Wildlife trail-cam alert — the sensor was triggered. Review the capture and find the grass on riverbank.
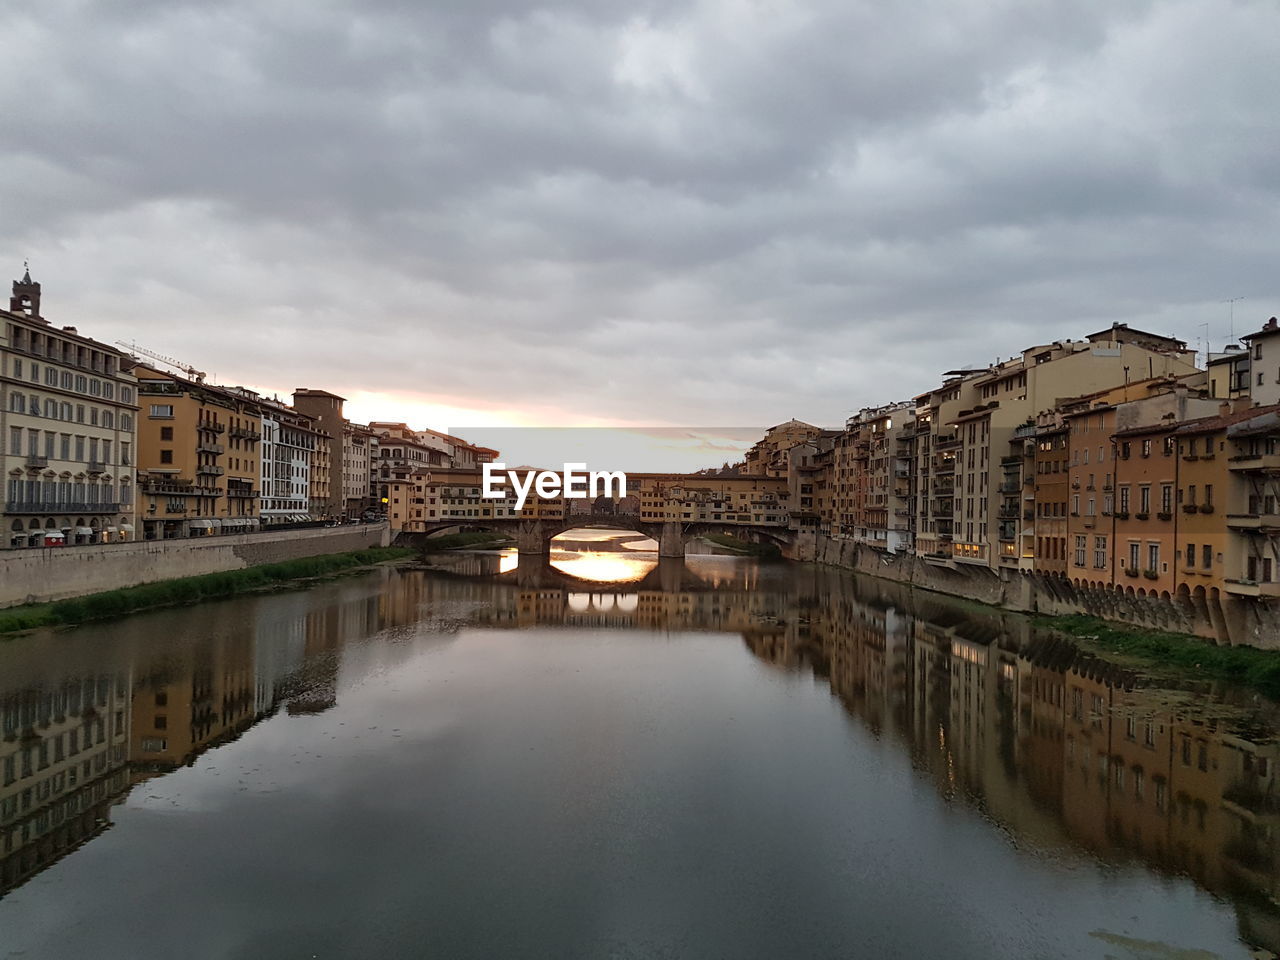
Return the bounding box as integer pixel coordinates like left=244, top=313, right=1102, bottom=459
left=0, top=546, right=416, bottom=636
left=1037, top=614, right=1280, bottom=699
left=420, top=531, right=513, bottom=552
left=700, top=533, right=782, bottom=559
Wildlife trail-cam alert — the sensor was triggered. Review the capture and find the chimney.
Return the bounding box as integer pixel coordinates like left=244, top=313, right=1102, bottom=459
left=1219, top=401, right=1233, bottom=416
left=1233, top=397, right=1255, bottom=413
left=1266, top=317, right=1279, bottom=332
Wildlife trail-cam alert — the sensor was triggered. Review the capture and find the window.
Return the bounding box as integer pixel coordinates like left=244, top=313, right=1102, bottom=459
left=160, top=450, right=173, bottom=464
left=1139, top=486, right=1150, bottom=513
left=1119, top=486, right=1130, bottom=513
left=1161, top=485, right=1173, bottom=514
left=1202, top=544, right=1212, bottom=568
left=1142, top=439, right=1151, bottom=457
left=160, top=426, right=173, bottom=441
left=149, top=404, right=174, bottom=418
left=1185, top=543, right=1195, bottom=567
left=1148, top=543, right=1160, bottom=571
left=1204, top=484, right=1213, bottom=507
left=1094, top=536, right=1107, bottom=569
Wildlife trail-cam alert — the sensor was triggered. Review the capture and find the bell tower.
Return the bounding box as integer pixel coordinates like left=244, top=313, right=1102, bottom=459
left=10, top=263, right=41, bottom=319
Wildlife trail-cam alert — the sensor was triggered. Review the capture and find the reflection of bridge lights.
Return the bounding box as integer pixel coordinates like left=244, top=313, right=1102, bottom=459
left=567, top=593, right=592, bottom=612
left=497, top=548, right=518, bottom=573
left=549, top=550, right=659, bottom=583
left=614, top=594, right=639, bottom=613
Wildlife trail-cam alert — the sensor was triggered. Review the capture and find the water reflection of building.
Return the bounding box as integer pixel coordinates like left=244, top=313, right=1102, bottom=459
left=131, top=632, right=258, bottom=774
left=1, top=672, right=132, bottom=894
left=0, top=576, right=417, bottom=900
left=742, top=569, right=1280, bottom=953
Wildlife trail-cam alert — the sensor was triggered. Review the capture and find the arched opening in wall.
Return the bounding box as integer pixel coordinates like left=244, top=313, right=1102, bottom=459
left=1176, top=583, right=1191, bottom=597
left=1126, top=586, right=1135, bottom=598
left=1160, top=591, right=1171, bottom=601
left=1137, top=587, right=1147, bottom=599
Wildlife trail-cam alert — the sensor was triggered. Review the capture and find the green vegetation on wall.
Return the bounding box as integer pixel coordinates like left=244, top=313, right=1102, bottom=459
left=0, top=546, right=415, bottom=636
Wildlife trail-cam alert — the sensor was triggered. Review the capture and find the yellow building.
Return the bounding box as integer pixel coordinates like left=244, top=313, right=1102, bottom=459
left=130, top=364, right=263, bottom=539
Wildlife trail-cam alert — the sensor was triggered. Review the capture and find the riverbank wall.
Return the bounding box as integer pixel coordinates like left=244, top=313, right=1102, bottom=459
left=0, top=523, right=391, bottom=608
left=790, top=532, right=1280, bottom=649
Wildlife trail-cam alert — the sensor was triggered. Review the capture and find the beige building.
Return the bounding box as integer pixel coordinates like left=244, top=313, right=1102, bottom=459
left=2, top=270, right=139, bottom=547
left=947, top=325, right=1199, bottom=570
left=1241, top=318, right=1280, bottom=408
left=292, top=389, right=345, bottom=519
left=910, top=370, right=986, bottom=560
left=342, top=421, right=374, bottom=517
left=833, top=403, right=914, bottom=553
left=744, top=420, right=823, bottom=477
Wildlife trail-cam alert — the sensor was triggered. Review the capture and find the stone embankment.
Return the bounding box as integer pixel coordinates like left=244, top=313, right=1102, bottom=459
left=0, top=523, right=391, bottom=608
left=790, top=533, right=1280, bottom=649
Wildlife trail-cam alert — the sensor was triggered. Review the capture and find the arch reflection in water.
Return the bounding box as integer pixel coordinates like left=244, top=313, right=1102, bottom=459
left=548, top=527, right=659, bottom=584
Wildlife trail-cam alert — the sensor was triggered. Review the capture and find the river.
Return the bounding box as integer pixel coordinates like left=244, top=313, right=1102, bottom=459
left=1, top=534, right=1278, bottom=959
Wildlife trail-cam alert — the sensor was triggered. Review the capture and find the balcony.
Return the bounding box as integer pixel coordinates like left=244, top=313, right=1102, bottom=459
left=226, top=486, right=259, bottom=499
left=141, top=479, right=218, bottom=496
left=196, top=464, right=225, bottom=477
left=24, top=455, right=48, bottom=469
left=1000, top=455, right=1022, bottom=466
left=197, top=442, right=225, bottom=455
left=5, top=500, right=121, bottom=514
left=998, top=482, right=1020, bottom=494
left=1230, top=453, right=1280, bottom=472
left=1228, top=514, right=1280, bottom=531
left=1225, top=579, right=1280, bottom=598
left=87, top=460, right=107, bottom=474
left=197, top=421, right=227, bottom=435
left=229, top=427, right=262, bottom=441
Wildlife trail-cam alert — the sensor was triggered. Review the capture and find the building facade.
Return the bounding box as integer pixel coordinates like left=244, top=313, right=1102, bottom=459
left=130, top=365, right=263, bottom=539
left=2, top=271, right=139, bottom=547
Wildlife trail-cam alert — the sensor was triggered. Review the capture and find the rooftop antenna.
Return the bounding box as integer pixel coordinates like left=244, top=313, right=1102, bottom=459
left=1224, top=296, right=1245, bottom=342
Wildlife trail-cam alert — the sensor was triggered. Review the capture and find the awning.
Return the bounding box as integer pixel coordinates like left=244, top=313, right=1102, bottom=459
left=75, top=526, right=93, bottom=536
left=119, top=523, right=135, bottom=532
left=189, top=520, right=213, bottom=529
left=106, top=526, right=117, bottom=533
left=41, top=531, right=65, bottom=540
left=210, top=520, right=223, bottom=530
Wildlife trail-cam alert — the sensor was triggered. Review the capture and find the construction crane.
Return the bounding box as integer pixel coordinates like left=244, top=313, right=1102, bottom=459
left=114, top=340, right=206, bottom=383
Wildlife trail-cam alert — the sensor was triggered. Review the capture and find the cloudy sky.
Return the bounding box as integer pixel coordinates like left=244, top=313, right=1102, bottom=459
left=3, top=0, right=1278, bottom=436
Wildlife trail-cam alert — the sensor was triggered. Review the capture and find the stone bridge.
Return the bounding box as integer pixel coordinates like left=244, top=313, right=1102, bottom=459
left=397, top=509, right=794, bottom=558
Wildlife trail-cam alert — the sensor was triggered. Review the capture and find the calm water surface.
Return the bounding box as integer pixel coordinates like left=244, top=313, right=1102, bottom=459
left=2, top=535, right=1279, bottom=959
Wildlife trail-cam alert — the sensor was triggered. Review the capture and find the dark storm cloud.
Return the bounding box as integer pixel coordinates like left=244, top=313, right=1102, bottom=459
left=1, top=0, right=1277, bottom=427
